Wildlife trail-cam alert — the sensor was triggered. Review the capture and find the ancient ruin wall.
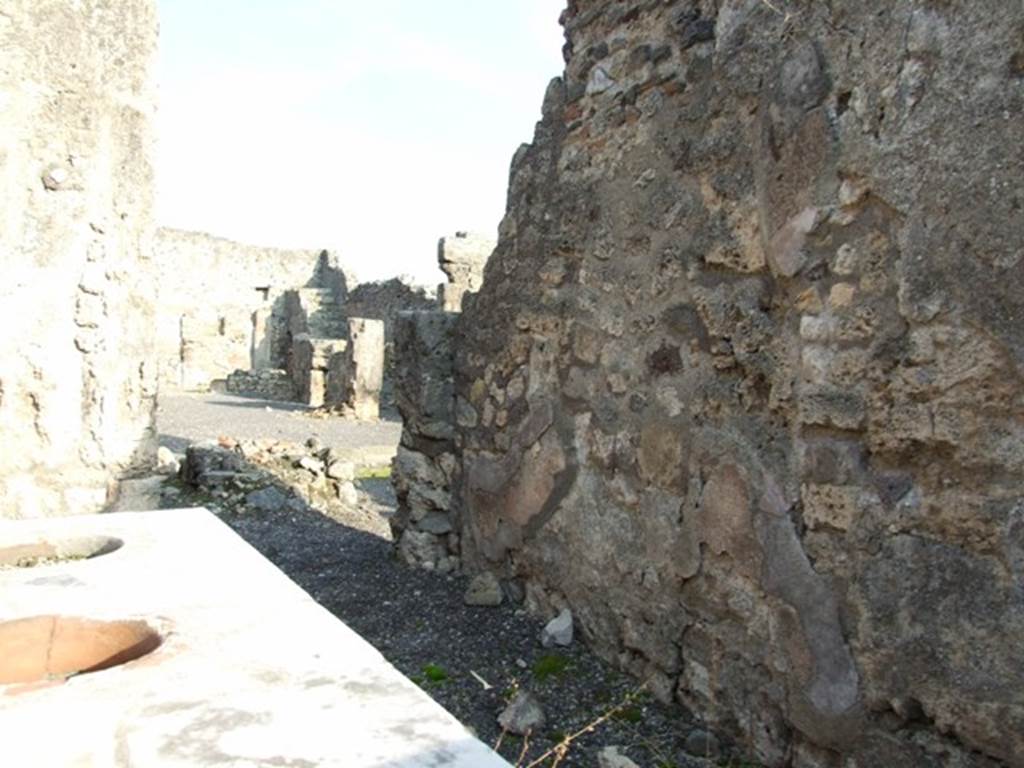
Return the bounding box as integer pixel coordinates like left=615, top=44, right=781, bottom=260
left=0, top=0, right=160, bottom=519
left=153, top=228, right=328, bottom=391
left=454, top=2, right=1024, bottom=766
left=343, top=278, right=437, bottom=337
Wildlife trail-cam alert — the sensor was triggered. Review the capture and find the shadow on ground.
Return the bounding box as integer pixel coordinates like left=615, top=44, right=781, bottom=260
left=203, top=397, right=311, bottom=413
left=154, top=437, right=718, bottom=768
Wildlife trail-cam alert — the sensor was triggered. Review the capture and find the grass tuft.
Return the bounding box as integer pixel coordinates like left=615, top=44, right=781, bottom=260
left=532, top=653, right=571, bottom=682
left=422, top=663, right=449, bottom=683
left=612, top=705, right=644, bottom=724
left=355, top=465, right=392, bottom=480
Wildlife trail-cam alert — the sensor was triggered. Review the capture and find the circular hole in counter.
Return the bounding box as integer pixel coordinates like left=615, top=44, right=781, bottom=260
left=0, top=536, right=123, bottom=569
left=0, top=616, right=162, bottom=685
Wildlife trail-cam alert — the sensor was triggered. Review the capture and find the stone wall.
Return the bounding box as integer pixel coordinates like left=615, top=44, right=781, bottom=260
left=225, top=369, right=297, bottom=402
left=324, top=319, right=386, bottom=420
left=344, top=278, right=437, bottom=337
left=448, top=2, right=1024, bottom=766
left=0, top=0, right=160, bottom=518
left=153, top=228, right=331, bottom=391
left=391, top=312, right=461, bottom=573
left=334, top=278, right=435, bottom=407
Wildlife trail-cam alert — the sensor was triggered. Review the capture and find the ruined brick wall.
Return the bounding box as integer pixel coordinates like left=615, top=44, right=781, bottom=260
left=453, top=2, right=1024, bottom=765
left=0, top=0, right=160, bottom=518
left=153, top=228, right=328, bottom=391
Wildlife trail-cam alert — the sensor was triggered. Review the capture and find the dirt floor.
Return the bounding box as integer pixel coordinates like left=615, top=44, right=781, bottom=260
left=155, top=392, right=733, bottom=768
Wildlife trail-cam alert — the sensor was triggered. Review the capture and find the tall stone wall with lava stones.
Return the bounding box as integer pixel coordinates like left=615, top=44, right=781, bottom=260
left=0, top=0, right=160, bottom=518
left=451, top=2, right=1024, bottom=766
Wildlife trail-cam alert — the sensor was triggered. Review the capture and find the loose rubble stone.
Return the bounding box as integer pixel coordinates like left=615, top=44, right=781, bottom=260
left=181, top=443, right=247, bottom=486
left=326, top=460, right=356, bottom=482
left=464, top=573, right=503, bottom=607
left=497, top=691, right=545, bottom=736
left=597, top=746, right=641, bottom=768
left=417, top=513, right=454, bottom=536
left=540, top=608, right=574, bottom=648
left=198, top=470, right=251, bottom=487
left=156, top=447, right=181, bottom=476
left=295, top=456, right=325, bottom=475
left=683, top=728, right=721, bottom=760
left=336, top=481, right=359, bottom=507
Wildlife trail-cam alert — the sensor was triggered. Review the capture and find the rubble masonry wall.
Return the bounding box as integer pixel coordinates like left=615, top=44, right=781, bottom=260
left=452, top=2, right=1024, bottom=766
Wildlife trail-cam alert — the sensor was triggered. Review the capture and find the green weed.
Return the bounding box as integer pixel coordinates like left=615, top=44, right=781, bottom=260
left=612, top=705, right=644, bottom=724
left=422, top=663, right=449, bottom=683
left=533, top=653, right=571, bottom=682
left=355, top=465, right=392, bottom=480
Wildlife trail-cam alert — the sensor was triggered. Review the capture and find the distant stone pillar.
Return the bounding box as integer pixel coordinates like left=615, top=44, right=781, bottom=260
left=347, top=319, right=385, bottom=420
left=437, top=232, right=495, bottom=312
left=251, top=307, right=273, bottom=369
left=324, top=318, right=384, bottom=420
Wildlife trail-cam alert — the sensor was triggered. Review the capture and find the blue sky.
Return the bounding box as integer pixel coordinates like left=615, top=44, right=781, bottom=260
left=155, top=1, right=565, bottom=285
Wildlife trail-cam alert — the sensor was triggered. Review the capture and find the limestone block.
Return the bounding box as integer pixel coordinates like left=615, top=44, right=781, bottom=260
left=437, top=231, right=494, bottom=289
left=438, top=283, right=471, bottom=313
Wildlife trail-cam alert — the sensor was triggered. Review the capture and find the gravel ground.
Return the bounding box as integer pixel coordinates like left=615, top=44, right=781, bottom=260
left=157, top=395, right=732, bottom=768
left=157, top=392, right=402, bottom=455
